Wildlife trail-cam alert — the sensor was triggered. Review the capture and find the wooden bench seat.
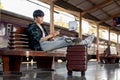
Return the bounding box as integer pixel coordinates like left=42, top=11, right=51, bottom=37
left=99, top=46, right=120, bottom=64
left=0, top=26, right=66, bottom=74
left=0, top=48, right=66, bottom=57
left=0, top=48, right=65, bottom=74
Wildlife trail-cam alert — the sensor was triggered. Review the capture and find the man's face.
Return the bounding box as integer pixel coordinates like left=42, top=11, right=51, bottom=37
left=35, top=16, right=44, bottom=24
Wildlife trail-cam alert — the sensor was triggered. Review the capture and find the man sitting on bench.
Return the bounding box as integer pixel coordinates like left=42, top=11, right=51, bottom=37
left=26, top=9, right=95, bottom=51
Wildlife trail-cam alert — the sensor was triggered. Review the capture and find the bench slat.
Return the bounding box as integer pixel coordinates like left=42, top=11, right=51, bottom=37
left=0, top=48, right=66, bottom=57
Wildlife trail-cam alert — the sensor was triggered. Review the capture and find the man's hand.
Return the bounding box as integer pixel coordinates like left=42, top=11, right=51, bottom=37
left=40, top=30, right=60, bottom=42
left=53, top=31, right=60, bottom=37
left=50, top=30, right=60, bottom=38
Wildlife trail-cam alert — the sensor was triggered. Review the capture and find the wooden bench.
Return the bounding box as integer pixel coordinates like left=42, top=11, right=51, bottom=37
left=0, top=26, right=66, bottom=74
left=99, top=46, right=120, bottom=64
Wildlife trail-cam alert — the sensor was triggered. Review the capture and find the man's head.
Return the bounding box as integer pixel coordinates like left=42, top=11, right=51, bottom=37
left=33, top=9, right=44, bottom=17
left=33, top=10, right=44, bottom=24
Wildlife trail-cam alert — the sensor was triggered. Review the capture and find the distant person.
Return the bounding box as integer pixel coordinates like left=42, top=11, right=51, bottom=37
left=26, top=9, right=95, bottom=51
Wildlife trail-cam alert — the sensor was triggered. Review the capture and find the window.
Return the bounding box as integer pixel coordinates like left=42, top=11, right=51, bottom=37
left=110, top=32, right=117, bottom=42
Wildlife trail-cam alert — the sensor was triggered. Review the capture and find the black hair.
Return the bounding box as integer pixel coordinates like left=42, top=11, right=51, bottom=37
left=33, top=9, right=44, bottom=17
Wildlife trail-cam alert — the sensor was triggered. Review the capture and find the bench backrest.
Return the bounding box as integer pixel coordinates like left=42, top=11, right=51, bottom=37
left=8, top=26, right=30, bottom=49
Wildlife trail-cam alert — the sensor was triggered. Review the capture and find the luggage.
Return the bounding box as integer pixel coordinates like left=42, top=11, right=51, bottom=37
left=66, top=45, right=87, bottom=76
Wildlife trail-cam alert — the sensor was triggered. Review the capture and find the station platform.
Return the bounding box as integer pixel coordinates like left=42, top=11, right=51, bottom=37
left=0, top=61, right=120, bottom=80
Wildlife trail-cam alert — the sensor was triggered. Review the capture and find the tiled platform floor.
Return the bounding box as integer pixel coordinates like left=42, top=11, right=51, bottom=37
left=0, top=61, right=120, bottom=80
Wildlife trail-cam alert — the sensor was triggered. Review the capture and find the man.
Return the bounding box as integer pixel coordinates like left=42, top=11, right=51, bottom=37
left=26, top=9, right=95, bottom=51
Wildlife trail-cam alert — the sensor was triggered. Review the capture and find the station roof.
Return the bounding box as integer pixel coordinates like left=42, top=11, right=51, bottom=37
left=39, top=0, right=120, bottom=32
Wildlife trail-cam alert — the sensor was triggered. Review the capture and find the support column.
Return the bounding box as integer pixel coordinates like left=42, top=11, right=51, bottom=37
left=108, top=27, right=111, bottom=45
left=96, top=23, right=100, bottom=61
left=117, top=32, right=119, bottom=54
left=50, top=0, right=54, bottom=33
left=79, top=12, right=82, bottom=39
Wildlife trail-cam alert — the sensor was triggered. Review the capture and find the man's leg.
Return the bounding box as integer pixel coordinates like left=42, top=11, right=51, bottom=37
left=52, top=33, right=95, bottom=48
left=40, top=39, right=72, bottom=51
left=40, top=33, right=95, bottom=51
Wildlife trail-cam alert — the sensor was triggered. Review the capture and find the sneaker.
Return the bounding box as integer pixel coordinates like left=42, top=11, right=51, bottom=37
left=79, top=33, right=95, bottom=47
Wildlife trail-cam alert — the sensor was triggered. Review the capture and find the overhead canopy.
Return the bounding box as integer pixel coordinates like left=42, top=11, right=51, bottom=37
left=39, top=0, right=120, bottom=32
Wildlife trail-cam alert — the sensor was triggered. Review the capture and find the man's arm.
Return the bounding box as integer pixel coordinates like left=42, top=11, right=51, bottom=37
left=40, top=31, right=60, bottom=42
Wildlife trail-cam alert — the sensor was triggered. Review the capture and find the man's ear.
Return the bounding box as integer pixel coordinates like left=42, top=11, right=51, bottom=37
left=34, top=17, right=37, bottom=20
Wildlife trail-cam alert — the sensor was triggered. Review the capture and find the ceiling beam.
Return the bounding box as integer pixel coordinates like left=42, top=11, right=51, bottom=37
left=39, top=0, right=80, bottom=17
left=114, top=0, right=120, bottom=7
left=38, top=0, right=50, bottom=4
left=38, top=0, right=57, bottom=4
left=54, top=0, right=81, bottom=12
left=64, top=0, right=70, bottom=1
left=82, top=0, right=113, bottom=15
left=98, top=12, right=120, bottom=24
